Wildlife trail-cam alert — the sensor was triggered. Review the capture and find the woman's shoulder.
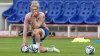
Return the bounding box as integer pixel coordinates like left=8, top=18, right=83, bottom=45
left=39, top=12, right=45, bottom=16
left=26, top=12, right=31, bottom=16
left=24, top=12, right=31, bottom=21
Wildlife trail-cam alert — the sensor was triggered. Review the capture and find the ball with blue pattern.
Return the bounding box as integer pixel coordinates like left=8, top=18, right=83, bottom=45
left=31, top=44, right=39, bottom=53
left=21, top=45, right=29, bottom=53
left=85, top=45, right=95, bottom=55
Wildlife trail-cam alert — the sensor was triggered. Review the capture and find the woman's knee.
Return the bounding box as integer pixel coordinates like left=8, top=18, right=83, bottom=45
left=33, top=29, right=41, bottom=35
left=33, top=29, right=38, bottom=35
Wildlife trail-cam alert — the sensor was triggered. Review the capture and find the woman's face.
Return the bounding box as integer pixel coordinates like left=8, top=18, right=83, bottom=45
left=31, top=7, right=38, bottom=13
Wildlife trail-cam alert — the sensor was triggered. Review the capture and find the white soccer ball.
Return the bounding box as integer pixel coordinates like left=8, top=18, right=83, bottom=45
left=31, top=44, right=39, bottom=53
left=85, top=45, right=95, bottom=55
left=21, top=46, right=29, bottom=53
left=28, top=45, right=33, bottom=52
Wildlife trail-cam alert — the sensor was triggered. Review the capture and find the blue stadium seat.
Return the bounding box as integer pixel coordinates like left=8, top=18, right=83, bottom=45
left=69, top=1, right=94, bottom=24
left=62, top=0, right=77, bottom=2
left=2, top=0, right=32, bottom=17
left=6, top=1, right=30, bottom=24
left=38, top=0, right=45, bottom=1
left=84, top=2, right=100, bottom=24
left=45, top=1, right=62, bottom=24
left=45, top=0, right=52, bottom=2
left=78, top=0, right=92, bottom=2
left=39, top=1, right=47, bottom=13
left=53, top=0, right=61, bottom=1
left=53, top=1, right=78, bottom=24
left=2, top=0, right=21, bottom=17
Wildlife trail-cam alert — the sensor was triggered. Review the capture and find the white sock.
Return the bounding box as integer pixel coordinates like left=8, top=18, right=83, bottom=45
left=46, top=47, right=53, bottom=52
left=36, top=42, right=40, bottom=48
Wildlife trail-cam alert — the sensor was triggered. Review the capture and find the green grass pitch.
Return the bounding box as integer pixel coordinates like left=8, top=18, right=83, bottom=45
left=0, top=37, right=100, bottom=56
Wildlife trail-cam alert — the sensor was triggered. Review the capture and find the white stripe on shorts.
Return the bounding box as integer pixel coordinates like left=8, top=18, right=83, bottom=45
left=41, top=28, right=45, bottom=39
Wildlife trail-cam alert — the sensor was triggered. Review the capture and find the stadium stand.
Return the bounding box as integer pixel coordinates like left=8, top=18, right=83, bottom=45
left=45, top=1, right=62, bottom=23
left=45, top=0, right=52, bottom=2
left=69, top=1, right=94, bottom=24
left=1, top=0, right=100, bottom=37
left=84, top=2, right=100, bottom=24
left=38, top=1, right=47, bottom=14
left=7, top=1, right=30, bottom=23
left=78, top=0, right=92, bottom=2
left=2, top=0, right=20, bottom=17
left=53, top=1, right=78, bottom=24
left=4, top=0, right=100, bottom=24
left=38, top=0, right=45, bottom=1
left=2, top=0, right=32, bottom=17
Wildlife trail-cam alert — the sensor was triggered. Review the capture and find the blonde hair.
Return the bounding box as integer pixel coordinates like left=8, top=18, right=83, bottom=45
left=30, top=1, right=40, bottom=8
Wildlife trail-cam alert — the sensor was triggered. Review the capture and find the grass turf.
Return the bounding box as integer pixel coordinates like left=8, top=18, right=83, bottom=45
left=0, top=37, right=100, bottom=56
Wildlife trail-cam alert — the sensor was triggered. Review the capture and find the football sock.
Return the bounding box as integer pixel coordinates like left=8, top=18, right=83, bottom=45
left=45, top=48, right=53, bottom=52
left=36, top=42, right=40, bottom=48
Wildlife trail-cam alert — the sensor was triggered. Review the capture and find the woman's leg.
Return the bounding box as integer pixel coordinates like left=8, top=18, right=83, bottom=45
left=32, top=28, right=60, bottom=53
left=33, top=28, right=42, bottom=49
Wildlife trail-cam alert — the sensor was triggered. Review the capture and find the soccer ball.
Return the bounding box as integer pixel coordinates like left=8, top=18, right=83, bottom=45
left=21, top=46, right=29, bottom=53
left=85, top=45, right=95, bottom=55
left=30, top=44, right=39, bottom=53
left=21, top=44, right=39, bottom=53
left=28, top=45, right=34, bottom=52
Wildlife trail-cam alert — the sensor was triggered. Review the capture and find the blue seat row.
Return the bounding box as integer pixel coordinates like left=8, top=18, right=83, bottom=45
left=2, top=0, right=32, bottom=17
left=2, top=0, right=100, bottom=24
left=46, top=1, right=100, bottom=24
left=6, top=1, right=31, bottom=24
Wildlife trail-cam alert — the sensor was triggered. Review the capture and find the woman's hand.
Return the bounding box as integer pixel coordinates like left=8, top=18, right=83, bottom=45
left=21, top=41, right=27, bottom=47
left=32, top=12, right=39, bottom=17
